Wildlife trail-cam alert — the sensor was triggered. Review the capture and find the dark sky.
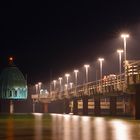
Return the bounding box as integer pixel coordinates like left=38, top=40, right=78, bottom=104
left=0, top=1, right=140, bottom=84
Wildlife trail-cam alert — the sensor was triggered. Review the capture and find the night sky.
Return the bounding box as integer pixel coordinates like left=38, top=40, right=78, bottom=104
left=0, top=1, right=140, bottom=84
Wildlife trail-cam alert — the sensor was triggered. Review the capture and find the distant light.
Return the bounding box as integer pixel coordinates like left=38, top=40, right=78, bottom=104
left=9, top=57, right=13, bottom=61
left=98, top=58, right=104, bottom=62
left=40, top=89, right=43, bottom=93
left=58, top=77, right=62, bottom=80
left=65, top=84, right=68, bottom=90
left=35, top=84, right=38, bottom=88
left=70, top=82, right=73, bottom=88
left=74, top=69, right=79, bottom=73
left=53, top=80, right=56, bottom=83
left=117, top=49, right=124, bottom=53
left=38, top=82, right=42, bottom=86
left=84, top=64, right=90, bottom=68
left=121, top=34, right=129, bottom=38
left=65, top=73, right=70, bottom=77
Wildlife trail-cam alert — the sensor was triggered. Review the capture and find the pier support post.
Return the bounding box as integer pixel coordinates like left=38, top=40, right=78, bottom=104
left=82, top=96, right=88, bottom=115
left=94, top=96, right=100, bottom=116
left=110, top=96, right=117, bottom=116
left=130, top=84, right=140, bottom=119
left=44, top=103, right=48, bottom=113
left=10, top=100, right=14, bottom=114
left=64, top=99, right=70, bottom=114
left=73, top=98, right=78, bottom=115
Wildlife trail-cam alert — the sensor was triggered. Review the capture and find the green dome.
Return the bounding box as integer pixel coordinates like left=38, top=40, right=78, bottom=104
left=0, top=65, right=27, bottom=99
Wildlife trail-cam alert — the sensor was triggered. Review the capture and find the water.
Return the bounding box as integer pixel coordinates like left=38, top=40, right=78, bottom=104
left=0, top=113, right=140, bottom=140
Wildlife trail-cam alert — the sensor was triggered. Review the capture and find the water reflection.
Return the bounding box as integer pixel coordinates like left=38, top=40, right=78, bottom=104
left=50, top=114, right=140, bottom=140
left=6, top=117, right=14, bottom=140
left=1, top=114, right=140, bottom=140
left=71, top=115, right=80, bottom=140
left=93, top=117, right=106, bottom=140
left=111, top=120, right=131, bottom=140
left=81, top=116, right=91, bottom=140
left=33, top=113, right=43, bottom=140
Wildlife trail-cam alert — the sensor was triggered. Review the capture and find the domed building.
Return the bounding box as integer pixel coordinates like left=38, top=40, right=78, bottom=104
left=0, top=58, right=28, bottom=113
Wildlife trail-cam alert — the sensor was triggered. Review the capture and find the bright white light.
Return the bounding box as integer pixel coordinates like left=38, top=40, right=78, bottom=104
left=117, top=49, right=124, bottom=53
left=121, top=34, right=129, bottom=38
left=70, top=82, right=73, bottom=88
left=65, top=84, right=68, bottom=90
left=65, top=73, right=70, bottom=78
left=32, top=113, right=43, bottom=116
left=84, top=64, right=90, bottom=68
left=58, top=77, right=62, bottom=81
left=74, top=69, right=79, bottom=73
left=40, top=89, right=43, bottom=93
left=53, top=80, right=56, bottom=84
left=98, top=58, right=104, bottom=62
left=38, top=82, right=42, bottom=86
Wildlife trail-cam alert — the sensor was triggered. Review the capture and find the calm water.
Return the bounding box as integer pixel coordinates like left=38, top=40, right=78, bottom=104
left=0, top=113, right=140, bottom=140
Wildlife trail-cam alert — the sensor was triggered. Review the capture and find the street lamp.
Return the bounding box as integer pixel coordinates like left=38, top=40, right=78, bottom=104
left=98, top=58, right=104, bottom=80
left=65, top=84, right=68, bottom=90
left=74, top=69, right=79, bottom=86
left=38, top=82, right=42, bottom=94
left=58, top=77, right=62, bottom=91
left=65, top=73, right=70, bottom=85
left=70, top=82, right=73, bottom=89
left=84, top=64, right=90, bottom=83
left=35, top=84, right=38, bottom=94
left=121, top=34, right=129, bottom=63
left=117, top=49, right=124, bottom=75
left=53, top=80, right=57, bottom=91
left=121, top=33, right=129, bottom=85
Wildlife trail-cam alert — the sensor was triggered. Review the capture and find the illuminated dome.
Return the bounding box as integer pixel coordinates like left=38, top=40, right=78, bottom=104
left=0, top=64, right=27, bottom=99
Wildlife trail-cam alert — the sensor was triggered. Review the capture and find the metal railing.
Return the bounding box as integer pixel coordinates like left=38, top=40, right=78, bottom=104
left=32, top=60, right=140, bottom=102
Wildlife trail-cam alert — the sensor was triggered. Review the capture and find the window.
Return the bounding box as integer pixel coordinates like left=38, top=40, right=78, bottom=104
left=9, top=90, right=12, bottom=97
left=14, top=90, right=17, bottom=97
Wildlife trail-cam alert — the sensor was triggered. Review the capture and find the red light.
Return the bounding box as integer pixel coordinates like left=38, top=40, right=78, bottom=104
left=9, top=57, right=13, bottom=61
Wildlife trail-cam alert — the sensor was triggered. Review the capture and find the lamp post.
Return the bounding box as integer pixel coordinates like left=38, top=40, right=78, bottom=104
left=84, top=64, right=90, bottom=83
left=98, top=58, right=104, bottom=93
left=58, top=77, right=62, bottom=91
left=53, top=80, right=56, bottom=91
left=117, top=49, right=124, bottom=75
left=98, top=58, right=104, bottom=80
left=121, top=34, right=129, bottom=64
left=121, top=34, right=129, bottom=84
left=74, top=70, right=79, bottom=86
left=65, top=84, right=68, bottom=90
left=70, top=82, right=73, bottom=89
left=38, top=82, right=42, bottom=94
left=65, top=73, right=70, bottom=88
left=74, top=69, right=79, bottom=96
left=35, top=84, right=38, bottom=94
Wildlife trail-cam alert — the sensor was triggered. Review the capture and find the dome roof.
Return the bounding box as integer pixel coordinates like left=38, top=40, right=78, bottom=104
left=0, top=64, right=27, bottom=99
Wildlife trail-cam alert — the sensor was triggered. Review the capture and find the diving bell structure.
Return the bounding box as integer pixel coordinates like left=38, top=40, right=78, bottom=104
left=0, top=58, right=27, bottom=113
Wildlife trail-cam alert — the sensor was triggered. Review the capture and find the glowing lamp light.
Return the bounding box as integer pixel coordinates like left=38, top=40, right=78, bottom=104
left=98, top=58, right=104, bottom=62
left=9, top=57, right=13, bottom=61
left=65, top=73, right=70, bottom=78
left=117, top=49, right=124, bottom=53
left=84, top=64, right=90, bottom=69
left=121, top=34, right=129, bottom=38
left=74, top=69, right=79, bottom=73
left=38, top=82, right=42, bottom=86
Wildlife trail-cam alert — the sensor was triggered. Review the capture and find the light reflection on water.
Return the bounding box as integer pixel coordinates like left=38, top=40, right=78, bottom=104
left=6, top=117, right=14, bottom=140
left=2, top=114, right=140, bottom=140
left=81, top=116, right=91, bottom=140
left=33, top=113, right=43, bottom=140
left=111, top=120, right=131, bottom=140
left=93, top=117, right=106, bottom=140
left=50, top=114, right=140, bottom=140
